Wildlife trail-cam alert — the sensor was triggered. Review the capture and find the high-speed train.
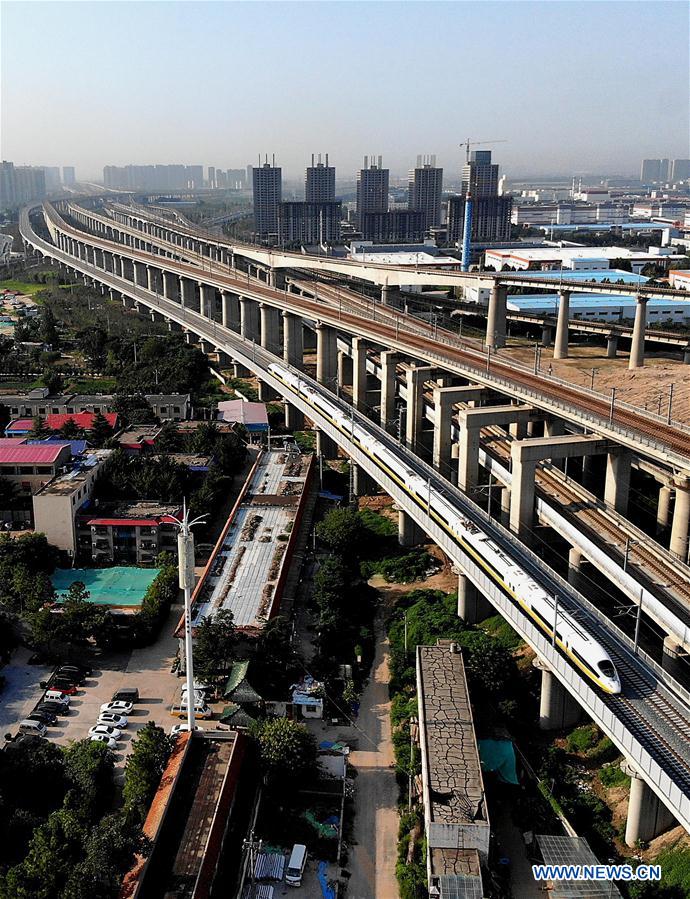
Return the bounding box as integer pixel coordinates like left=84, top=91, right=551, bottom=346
left=270, top=362, right=622, bottom=695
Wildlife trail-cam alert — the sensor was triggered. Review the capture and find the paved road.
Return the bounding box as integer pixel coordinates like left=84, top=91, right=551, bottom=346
left=346, top=619, right=399, bottom=899
left=0, top=646, right=53, bottom=735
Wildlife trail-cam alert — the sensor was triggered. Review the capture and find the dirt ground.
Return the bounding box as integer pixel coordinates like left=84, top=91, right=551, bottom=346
left=501, top=341, right=690, bottom=422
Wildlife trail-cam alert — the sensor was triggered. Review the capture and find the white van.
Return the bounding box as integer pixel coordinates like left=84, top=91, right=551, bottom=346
left=285, top=844, right=307, bottom=887
left=19, top=719, right=47, bottom=737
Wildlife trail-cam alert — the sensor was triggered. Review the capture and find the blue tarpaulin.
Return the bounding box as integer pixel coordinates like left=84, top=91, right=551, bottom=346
left=317, top=861, right=335, bottom=899
left=478, top=739, right=519, bottom=785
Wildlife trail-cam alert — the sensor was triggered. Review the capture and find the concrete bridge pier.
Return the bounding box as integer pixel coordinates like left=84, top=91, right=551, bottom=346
left=623, top=763, right=675, bottom=847
left=162, top=270, right=179, bottom=302
left=147, top=265, right=160, bottom=294
left=670, top=477, right=690, bottom=560
left=199, top=283, right=215, bottom=319
left=656, top=485, right=672, bottom=535
left=533, top=657, right=581, bottom=731
left=661, top=636, right=685, bottom=680
left=221, top=291, right=240, bottom=331
left=541, top=323, right=553, bottom=348
left=180, top=277, right=198, bottom=312
left=456, top=572, right=492, bottom=624
left=133, top=260, right=147, bottom=288
left=604, top=451, right=631, bottom=516
left=260, top=303, right=281, bottom=355
left=404, top=364, right=434, bottom=453
left=683, top=346, right=690, bottom=365
left=316, top=323, right=337, bottom=389
left=379, top=351, right=399, bottom=433
left=629, top=297, right=648, bottom=370
left=352, top=337, right=368, bottom=411
left=486, top=284, right=507, bottom=349
left=316, top=430, right=338, bottom=460
left=284, top=403, right=304, bottom=431
left=282, top=312, right=304, bottom=369
left=567, top=547, right=582, bottom=586
left=352, top=463, right=376, bottom=497
left=553, top=290, right=571, bottom=360
left=398, top=510, right=425, bottom=547
left=606, top=334, right=619, bottom=358
left=240, top=297, right=260, bottom=343
left=337, top=351, right=352, bottom=388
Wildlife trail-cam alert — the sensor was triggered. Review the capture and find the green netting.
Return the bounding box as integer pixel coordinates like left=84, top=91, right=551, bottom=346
left=52, top=567, right=161, bottom=607
left=478, top=738, right=519, bottom=785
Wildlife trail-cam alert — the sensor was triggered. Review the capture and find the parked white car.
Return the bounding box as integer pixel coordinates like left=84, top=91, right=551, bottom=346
left=99, top=701, right=133, bottom=715
left=89, top=724, right=122, bottom=740
left=44, top=690, right=70, bottom=705
left=170, top=723, right=203, bottom=737
left=97, top=713, right=128, bottom=728
left=90, top=734, right=118, bottom=749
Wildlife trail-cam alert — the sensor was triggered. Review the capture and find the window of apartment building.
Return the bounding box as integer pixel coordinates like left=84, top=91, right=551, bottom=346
left=19, top=466, right=33, bottom=475
left=66, top=407, right=74, bottom=413
left=173, top=407, right=181, bottom=413
left=36, top=467, right=52, bottom=474
left=38, top=407, right=46, bottom=414
left=160, top=407, right=168, bottom=414
left=10, top=407, right=18, bottom=414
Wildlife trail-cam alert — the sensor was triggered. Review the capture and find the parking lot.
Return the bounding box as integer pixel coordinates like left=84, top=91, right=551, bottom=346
left=2, top=603, right=200, bottom=771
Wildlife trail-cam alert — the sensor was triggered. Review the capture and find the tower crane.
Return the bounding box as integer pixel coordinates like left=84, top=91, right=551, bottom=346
left=458, top=138, right=507, bottom=271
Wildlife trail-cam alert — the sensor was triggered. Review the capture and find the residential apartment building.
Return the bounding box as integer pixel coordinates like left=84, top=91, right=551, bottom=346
left=0, top=388, right=189, bottom=421
left=305, top=155, right=336, bottom=202
left=253, top=158, right=282, bottom=241
left=447, top=195, right=513, bottom=243
left=76, top=502, right=180, bottom=565
left=62, top=166, right=76, bottom=186
left=103, top=164, right=204, bottom=191
left=356, top=157, right=389, bottom=230
left=278, top=201, right=342, bottom=245
left=358, top=210, right=426, bottom=243
left=32, top=449, right=113, bottom=555
left=408, top=157, right=443, bottom=228
left=1, top=161, right=47, bottom=209
left=0, top=440, right=72, bottom=495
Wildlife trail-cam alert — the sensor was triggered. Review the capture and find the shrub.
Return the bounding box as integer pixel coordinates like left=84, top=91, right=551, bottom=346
left=566, top=724, right=599, bottom=754
left=599, top=764, right=630, bottom=789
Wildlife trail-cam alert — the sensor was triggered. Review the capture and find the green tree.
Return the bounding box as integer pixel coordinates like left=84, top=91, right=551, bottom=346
left=63, top=739, right=114, bottom=824
left=60, top=418, right=82, bottom=440
left=0, top=477, right=18, bottom=511
left=0, top=808, right=85, bottom=899
left=122, top=722, right=174, bottom=825
left=193, top=609, right=237, bottom=683
left=41, top=368, right=63, bottom=396
left=253, top=718, right=317, bottom=786
left=39, top=306, right=59, bottom=350
left=61, top=814, right=146, bottom=899
left=29, top=415, right=51, bottom=439
left=316, top=507, right=364, bottom=559
left=90, top=411, right=113, bottom=447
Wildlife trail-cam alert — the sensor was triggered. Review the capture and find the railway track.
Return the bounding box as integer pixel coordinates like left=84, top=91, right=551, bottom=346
left=45, top=205, right=690, bottom=467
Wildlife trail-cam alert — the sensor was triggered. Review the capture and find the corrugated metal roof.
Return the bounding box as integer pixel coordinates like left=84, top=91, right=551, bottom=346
left=7, top=412, right=118, bottom=432
left=0, top=443, right=67, bottom=464
left=217, top=400, right=268, bottom=426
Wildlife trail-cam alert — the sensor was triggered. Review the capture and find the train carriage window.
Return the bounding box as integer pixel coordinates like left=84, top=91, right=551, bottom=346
left=598, top=660, right=616, bottom=677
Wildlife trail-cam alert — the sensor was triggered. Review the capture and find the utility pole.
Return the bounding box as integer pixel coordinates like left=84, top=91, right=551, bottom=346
left=172, top=501, right=207, bottom=734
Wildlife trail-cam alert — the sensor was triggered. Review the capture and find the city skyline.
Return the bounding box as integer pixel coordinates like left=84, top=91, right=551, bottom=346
left=2, top=1, right=688, bottom=180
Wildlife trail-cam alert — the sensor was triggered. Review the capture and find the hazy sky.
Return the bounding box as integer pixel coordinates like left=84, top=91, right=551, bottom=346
left=2, top=1, right=688, bottom=181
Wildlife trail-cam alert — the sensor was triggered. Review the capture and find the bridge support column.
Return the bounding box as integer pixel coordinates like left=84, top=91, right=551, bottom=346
left=606, top=334, right=619, bottom=358
left=199, top=283, right=215, bottom=319
left=629, top=297, right=648, bottom=370
left=604, top=451, right=631, bottom=516
left=240, top=297, right=259, bottom=343
left=405, top=364, right=433, bottom=453
left=683, top=346, right=690, bottom=365
left=284, top=403, right=304, bottom=431
left=662, top=635, right=684, bottom=680
left=146, top=265, right=159, bottom=294
left=316, top=430, right=337, bottom=460
left=623, top=765, right=675, bottom=847
left=222, top=291, right=240, bottom=331
left=162, top=271, right=178, bottom=302
left=553, top=290, right=570, bottom=360
left=282, top=312, right=304, bottom=368
left=567, top=547, right=582, bottom=586
left=381, top=284, right=391, bottom=305
left=432, top=387, right=470, bottom=483
left=510, top=455, right=536, bottom=541
left=541, top=323, right=553, bottom=348
left=352, top=337, right=368, bottom=411
left=260, top=303, right=280, bottom=355
left=398, top=510, right=424, bottom=547
left=352, top=464, right=376, bottom=497
left=457, top=422, right=480, bottom=495
left=337, top=351, right=352, bottom=388
left=486, top=284, right=507, bottom=349
left=133, top=261, right=147, bottom=288
left=533, top=658, right=581, bottom=731
left=656, top=485, right=672, bottom=535
left=670, top=477, right=690, bottom=561
left=379, top=351, right=399, bottom=434
left=316, top=323, right=337, bottom=389
left=180, top=277, right=198, bottom=312
left=456, top=572, right=492, bottom=624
